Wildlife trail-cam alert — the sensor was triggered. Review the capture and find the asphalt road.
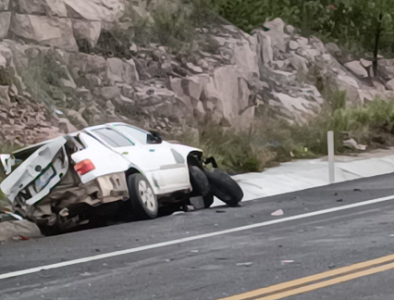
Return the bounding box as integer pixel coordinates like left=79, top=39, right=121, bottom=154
left=2, top=173, right=394, bottom=300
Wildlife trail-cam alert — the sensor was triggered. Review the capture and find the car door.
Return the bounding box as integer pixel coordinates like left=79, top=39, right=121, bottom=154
left=111, top=124, right=190, bottom=193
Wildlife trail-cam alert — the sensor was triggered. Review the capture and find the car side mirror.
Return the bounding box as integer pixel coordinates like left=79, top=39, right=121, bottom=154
left=148, top=131, right=163, bottom=144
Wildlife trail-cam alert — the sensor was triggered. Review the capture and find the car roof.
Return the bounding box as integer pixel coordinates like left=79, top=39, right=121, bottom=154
left=10, top=122, right=148, bottom=156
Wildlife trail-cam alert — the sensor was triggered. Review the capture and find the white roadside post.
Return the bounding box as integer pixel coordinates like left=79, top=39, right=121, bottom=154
left=327, top=131, right=335, bottom=183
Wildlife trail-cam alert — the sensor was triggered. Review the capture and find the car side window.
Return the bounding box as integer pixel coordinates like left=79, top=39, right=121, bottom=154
left=92, top=128, right=133, bottom=147
left=113, top=125, right=149, bottom=145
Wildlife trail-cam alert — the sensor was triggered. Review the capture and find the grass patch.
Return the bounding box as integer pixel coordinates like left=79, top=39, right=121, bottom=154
left=170, top=97, right=394, bottom=174
left=98, top=0, right=220, bottom=57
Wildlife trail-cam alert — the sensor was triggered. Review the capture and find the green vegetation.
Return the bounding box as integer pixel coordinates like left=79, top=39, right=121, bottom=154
left=172, top=96, right=394, bottom=173
left=211, top=0, right=394, bottom=59
left=98, top=0, right=219, bottom=56
left=21, top=51, right=68, bottom=108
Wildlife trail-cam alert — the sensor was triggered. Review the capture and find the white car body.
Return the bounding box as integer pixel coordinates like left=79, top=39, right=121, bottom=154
left=0, top=123, right=202, bottom=208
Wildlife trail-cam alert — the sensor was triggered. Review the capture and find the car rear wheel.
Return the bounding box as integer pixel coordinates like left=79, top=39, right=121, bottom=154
left=204, top=169, right=243, bottom=207
left=127, top=173, right=158, bottom=219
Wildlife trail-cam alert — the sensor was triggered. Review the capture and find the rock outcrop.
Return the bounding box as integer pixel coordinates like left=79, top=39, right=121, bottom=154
left=1, top=1, right=394, bottom=145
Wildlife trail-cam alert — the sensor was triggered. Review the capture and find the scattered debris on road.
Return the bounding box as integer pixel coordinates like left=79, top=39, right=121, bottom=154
left=271, top=209, right=284, bottom=216
left=236, top=262, right=253, bottom=266
left=281, top=260, right=295, bottom=265
left=336, top=199, right=344, bottom=202
left=343, top=139, right=367, bottom=151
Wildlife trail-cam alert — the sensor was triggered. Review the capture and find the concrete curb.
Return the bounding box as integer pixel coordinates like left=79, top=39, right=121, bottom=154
left=212, top=148, right=394, bottom=206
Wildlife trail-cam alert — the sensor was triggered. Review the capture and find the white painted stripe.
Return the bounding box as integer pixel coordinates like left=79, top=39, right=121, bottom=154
left=1, top=194, right=394, bottom=280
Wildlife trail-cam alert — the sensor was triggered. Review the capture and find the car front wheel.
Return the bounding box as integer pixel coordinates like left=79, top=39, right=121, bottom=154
left=127, top=173, right=158, bottom=219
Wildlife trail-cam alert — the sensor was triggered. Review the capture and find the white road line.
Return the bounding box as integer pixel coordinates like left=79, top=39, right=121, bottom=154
left=1, top=194, right=394, bottom=280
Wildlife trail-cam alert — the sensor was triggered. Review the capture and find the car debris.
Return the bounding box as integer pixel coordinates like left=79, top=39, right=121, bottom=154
left=271, top=209, right=284, bottom=216
left=281, top=260, right=295, bottom=265
left=0, top=123, right=244, bottom=235
left=236, top=262, right=253, bottom=266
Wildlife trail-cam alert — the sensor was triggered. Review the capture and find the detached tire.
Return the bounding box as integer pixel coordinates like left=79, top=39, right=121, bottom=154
left=204, top=169, right=244, bottom=207
left=189, top=166, right=210, bottom=197
left=189, top=166, right=213, bottom=208
left=127, top=173, right=158, bottom=219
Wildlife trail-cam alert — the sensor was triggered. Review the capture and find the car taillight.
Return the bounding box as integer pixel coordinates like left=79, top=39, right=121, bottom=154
left=74, top=159, right=95, bottom=175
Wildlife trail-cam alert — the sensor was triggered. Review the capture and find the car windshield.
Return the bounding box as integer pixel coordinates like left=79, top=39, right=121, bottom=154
left=113, top=125, right=151, bottom=145
left=92, top=128, right=133, bottom=147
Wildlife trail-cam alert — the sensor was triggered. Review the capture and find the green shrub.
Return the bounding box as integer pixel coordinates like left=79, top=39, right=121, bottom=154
left=170, top=98, right=394, bottom=174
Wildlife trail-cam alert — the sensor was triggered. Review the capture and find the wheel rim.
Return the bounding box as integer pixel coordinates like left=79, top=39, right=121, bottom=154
left=138, top=180, right=157, bottom=213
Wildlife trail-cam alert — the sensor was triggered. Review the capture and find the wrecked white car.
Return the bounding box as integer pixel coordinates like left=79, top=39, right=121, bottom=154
left=0, top=123, right=243, bottom=235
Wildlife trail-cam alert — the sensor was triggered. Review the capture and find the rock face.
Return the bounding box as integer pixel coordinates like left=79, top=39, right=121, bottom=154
left=0, top=1, right=394, bottom=145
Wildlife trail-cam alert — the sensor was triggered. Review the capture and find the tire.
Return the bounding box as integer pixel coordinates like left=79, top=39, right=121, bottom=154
left=189, top=166, right=210, bottom=197
left=204, top=169, right=244, bottom=207
left=127, top=173, right=158, bottom=219
left=38, top=224, right=62, bottom=236
left=202, top=192, right=214, bottom=208
left=189, top=165, right=214, bottom=208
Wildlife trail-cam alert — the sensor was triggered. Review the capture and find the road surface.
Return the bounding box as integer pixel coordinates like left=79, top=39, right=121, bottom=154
left=1, top=173, right=394, bottom=300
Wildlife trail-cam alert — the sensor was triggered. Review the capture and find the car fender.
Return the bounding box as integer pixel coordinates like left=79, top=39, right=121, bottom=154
left=163, top=142, right=203, bottom=165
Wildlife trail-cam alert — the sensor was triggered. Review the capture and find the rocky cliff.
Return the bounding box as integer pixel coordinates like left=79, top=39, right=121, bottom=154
left=1, top=0, right=394, bottom=146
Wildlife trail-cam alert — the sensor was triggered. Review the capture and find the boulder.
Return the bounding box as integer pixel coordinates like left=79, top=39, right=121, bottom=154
left=201, top=66, right=253, bottom=128
left=14, top=0, right=68, bottom=16
left=95, top=86, right=121, bottom=100
left=344, top=61, right=368, bottom=78
left=0, top=220, right=42, bottom=242
left=16, top=0, right=46, bottom=14
left=62, top=0, right=125, bottom=22
left=0, top=85, right=10, bottom=105
left=10, top=14, right=78, bottom=51
left=106, top=57, right=139, bottom=85
left=0, top=0, right=9, bottom=10
left=58, top=118, right=78, bottom=133
left=72, top=20, right=101, bottom=48
left=378, top=59, right=394, bottom=81
left=0, top=12, right=10, bottom=38
left=289, top=40, right=299, bottom=50
left=68, top=53, right=106, bottom=74
left=386, top=78, right=394, bottom=91
left=261, top=18, right=288, bottom=53
left=65, top=109, right=88, bottom=128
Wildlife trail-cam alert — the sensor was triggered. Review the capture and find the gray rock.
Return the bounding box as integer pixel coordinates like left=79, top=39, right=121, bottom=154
left=289, top=40, right=299, bottom=50
left=0, top=12, right=10, bottom=38
left=0, top=85, right=10, bottom=105
left=0, top=220, right=42, bottom=242
left=386, top=78, right=394, bottom=91
left=69, top=53, right=106, bottom=74
left=95, top=86, right=121, bottom=100
left=11, top=14, right=78, bottom=51
left=344, top=61, right=368, bottom=78
left=58, top=118, right=77, bottom=134
left=62, top=0, right=124, bottom=22
left=378, top=59, right=394, bottom=80
left=16, top=0, right=45, bottom=14
left=186, top=62, right=203, bottom=74
left=0, top=0, right=9, bottom=10
left=325, top=42, right=342, bottom=58
left=72, top=20, right=101, bottom=48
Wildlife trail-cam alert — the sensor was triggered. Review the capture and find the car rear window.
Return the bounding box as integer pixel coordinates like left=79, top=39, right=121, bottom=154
left=92, top=128, right=133, bottom=147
